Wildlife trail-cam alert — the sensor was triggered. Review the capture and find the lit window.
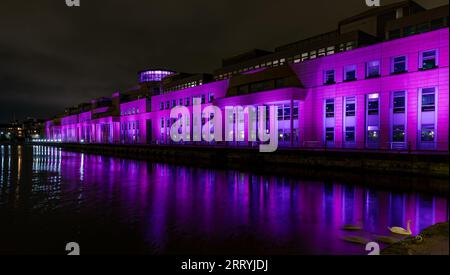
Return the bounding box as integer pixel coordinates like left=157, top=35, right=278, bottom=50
left=326, top=127, right=334, bottom=142
left=318, top=48, right=326, bottom=57
left=324, top=70, right=335, bottom=84
left=368, top=94, right=379, bottom=115
left=277, top=105, right=283, bottom=120
left=345, top=97, right=356, bottom=117
left=367, top=127, right=379, bottom=142
left=393, top=91, right=406, bottom=114
left=392, top=56, right=407, bottom=74
left=293, top=103, right=299, bottom=119
left=344, top=65, right=357, bottom=81
left=326, top=46, right=335, bottom=55
left=420, top=50, right=437, bottom=70
left=309, top=50, right=317, bottom=59
left=421, top=124, right=435, bottom=142
left=345, top=41, right=354, bottom=50
left=345, top=127, right=355, bottom=142
left=325, top=99, right=334, bottom=118
left=393, top=125, right=405, bottom=142
left=421, top=88, right=435, bottom=112
left=366, top=60, right=380, bottom=78
left=283, top=105, right=291, bottom=121
left=301, top=53, right=308, bottom=61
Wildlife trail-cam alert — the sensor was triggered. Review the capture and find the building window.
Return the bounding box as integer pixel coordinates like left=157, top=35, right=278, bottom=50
left=172, top=100, right=176, bottom=107
left=393, top=91, right=406, bottom=113
left=395, top=7, right=403, bottom=19
left=431, top=18, right=445, bottom=30
left=201, top=94, right=206, bottom=104
left=318, top=48, right=326, bottom=57
left=208, top=92, right=214, bottom=103
left=277, top=106, right=283, bottom=120
left=392, top=56, right=407, bottom=74
left=160, top=102, right=164, bottom=110
left=326, top=46, right=335, bottom=55
left=310, top=50, right=317, bottom=59
left=301, top=52, right=308, bottom=61
left=345, top=41, right=355, bottom=50
left=284, top=105, right=291, bottom=120
left=345, top=127, right=355, bottom=142
left=345, top=97, right=356, bottom=117
left=421, top=88, right=435, bottom=112
left=403, top=25, right=415, bottom=36
left=344, top=65, right=357, bottom=81
left=393, top=125, right=405, bottom=142
left=389, top=29, right=401, bottom=40
left=179, top=98, right=183, bottom=105
left=325, top=99, right=334, bottom=118
left=293, top=103, right=299, bottom=119
left=368, top=94, right=379, bottom=115
left=160, top=118, right=164, bottom=128
left=325, top=127, right=334, bottom=142
left=417, top=23, right=429, bottom=34
left=367, top=127, right=379, bottom=142
left=421, top=124, right=435, bottom=142
left=420, top=50, right=437, bottom=70
left=185, top=97, right=190, bottom=106
left=324, top=70, right=335, bottom=84
left=366, top=60, right=380, bottom=78
left=165, top=101, right=170, bottom=109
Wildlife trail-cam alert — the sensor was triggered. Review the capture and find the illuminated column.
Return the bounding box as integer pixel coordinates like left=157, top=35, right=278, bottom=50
left=290, top=98, right=294, bottom=147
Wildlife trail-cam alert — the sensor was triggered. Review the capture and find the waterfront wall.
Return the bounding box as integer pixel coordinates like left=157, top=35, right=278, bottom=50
left=31, top=142, right=449, bottom=188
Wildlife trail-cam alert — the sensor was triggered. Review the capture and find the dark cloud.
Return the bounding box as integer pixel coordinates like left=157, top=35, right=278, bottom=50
left=0, top=0, right=447, bottom=122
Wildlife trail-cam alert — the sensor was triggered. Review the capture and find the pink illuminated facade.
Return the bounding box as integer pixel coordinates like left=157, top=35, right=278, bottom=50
left=45, top=28, right=449, bottom=152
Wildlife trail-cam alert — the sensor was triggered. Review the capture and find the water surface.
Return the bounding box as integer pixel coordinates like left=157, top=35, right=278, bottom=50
left=0, top=145, right=448, bottom=254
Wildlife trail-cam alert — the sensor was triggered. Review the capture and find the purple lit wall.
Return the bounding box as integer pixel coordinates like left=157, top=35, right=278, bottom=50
left=45, top=29, right=449, bottom=152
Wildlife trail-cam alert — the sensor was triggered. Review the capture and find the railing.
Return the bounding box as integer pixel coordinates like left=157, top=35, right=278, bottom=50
left=32, top=139, right=449, bottom=154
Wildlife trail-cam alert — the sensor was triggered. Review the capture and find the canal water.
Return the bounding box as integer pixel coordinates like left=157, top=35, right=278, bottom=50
left=0, top=145, right=448, bottom=255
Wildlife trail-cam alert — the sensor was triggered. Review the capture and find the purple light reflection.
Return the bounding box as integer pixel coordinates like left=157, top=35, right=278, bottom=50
left=2, top=146, right=446, bottom=254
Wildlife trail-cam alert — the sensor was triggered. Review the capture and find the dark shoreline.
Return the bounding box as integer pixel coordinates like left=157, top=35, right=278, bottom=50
left=381, top=222, right=449, bottom=255
left=11, top=142, right=448, bottom=194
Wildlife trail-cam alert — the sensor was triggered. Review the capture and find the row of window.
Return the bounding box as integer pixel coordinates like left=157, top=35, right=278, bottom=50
left=277, top=103, right=299, bottom=121
left=121, top=107, right=140, bottom=116
left=159, top=93, right=215, bottom=110
left=323, top=49, right=438, bottom=84
left=325, top=124, right=435, bottom=143
left=324, top=88, right=436, bottom=144
left=163, top=80, right=204, bottom=93
left=388, top=17, right=449, bottom=40
left=215, top=41, right=356, bottom=80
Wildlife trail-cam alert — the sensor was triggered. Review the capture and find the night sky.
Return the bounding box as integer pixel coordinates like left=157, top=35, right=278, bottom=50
left=0, top=0, right=447, bottom=123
